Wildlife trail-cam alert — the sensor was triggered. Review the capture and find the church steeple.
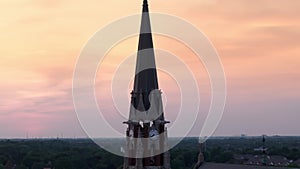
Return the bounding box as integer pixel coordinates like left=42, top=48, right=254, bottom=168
left=133, top=0, right=158, bottom=106
left=123, top=1, right=171, bottom=169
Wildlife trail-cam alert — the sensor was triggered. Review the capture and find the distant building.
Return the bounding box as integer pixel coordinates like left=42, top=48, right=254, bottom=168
left=42, top=160, right=54, bottom=169
left=193, top=143, right=205, bottom=169
left=233, top=154, right=292, bottom=166
left=254, top=147, right=268, bottom=152
left=293, top=159, right=300, bottom=167
left=195, top=144, right=299, bottom=169
left=4, top=161, right=15, bottom=169
left=198, top=163, right=298, bottom=169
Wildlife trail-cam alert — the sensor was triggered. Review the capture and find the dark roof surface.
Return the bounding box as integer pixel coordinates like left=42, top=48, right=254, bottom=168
left=133, top=0, right=158, bottom=94
left=131, top=0, right=159, bottom=112
left=199, top=163, right=299, bottom=169
left=294, top=159, right=300, bottom=165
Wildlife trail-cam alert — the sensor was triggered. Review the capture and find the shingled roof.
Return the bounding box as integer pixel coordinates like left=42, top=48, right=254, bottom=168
left=199, top=163, right=299, bottom=169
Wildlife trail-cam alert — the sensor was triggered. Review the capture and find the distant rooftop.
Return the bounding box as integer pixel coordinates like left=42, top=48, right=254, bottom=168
left=199, top=163, right=299, bottom=169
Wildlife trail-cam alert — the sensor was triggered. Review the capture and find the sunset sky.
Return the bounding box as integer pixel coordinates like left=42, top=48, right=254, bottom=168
left=0, top=0, right=299, bottom=138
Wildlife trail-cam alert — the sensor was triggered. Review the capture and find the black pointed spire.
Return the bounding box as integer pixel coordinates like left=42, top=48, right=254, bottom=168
left=138, top=0, right=154, bottom=51
left=142, top=0, right=149, bottom=13
left=123, top=2, right=171, bottom=168
left=132, top=0, right=158, bottom=110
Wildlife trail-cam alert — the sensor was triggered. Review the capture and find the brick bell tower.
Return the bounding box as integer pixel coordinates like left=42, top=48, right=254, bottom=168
left=123, top=0, right=171, bottom=169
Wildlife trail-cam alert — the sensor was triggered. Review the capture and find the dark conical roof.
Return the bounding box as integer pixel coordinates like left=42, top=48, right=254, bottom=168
left=131, top=0, right=159, bottom=111
left=133, top=0, right=158, bottom=93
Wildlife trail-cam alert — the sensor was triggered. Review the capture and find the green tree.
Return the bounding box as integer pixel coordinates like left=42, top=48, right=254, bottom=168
left=32, top=162, right=44, bottom=169
left=15, top=164, right=28, bottom=169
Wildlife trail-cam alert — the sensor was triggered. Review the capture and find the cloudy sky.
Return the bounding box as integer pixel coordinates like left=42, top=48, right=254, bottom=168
left=0, top=0, right=299, bottom=138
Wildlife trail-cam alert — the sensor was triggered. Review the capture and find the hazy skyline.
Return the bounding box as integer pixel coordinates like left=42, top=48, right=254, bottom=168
left=0, top=0, right=299, bottom=138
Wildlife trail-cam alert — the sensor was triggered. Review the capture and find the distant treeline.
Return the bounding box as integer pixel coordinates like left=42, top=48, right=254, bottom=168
left=0, top=136, right=299, bottom=169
